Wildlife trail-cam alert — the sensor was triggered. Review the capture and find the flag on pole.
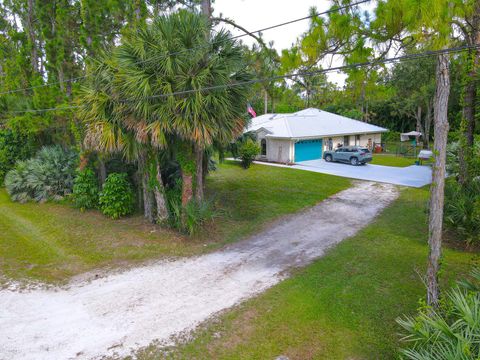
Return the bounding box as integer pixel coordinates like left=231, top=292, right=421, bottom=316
left=247, top=103, right=257, bottom=118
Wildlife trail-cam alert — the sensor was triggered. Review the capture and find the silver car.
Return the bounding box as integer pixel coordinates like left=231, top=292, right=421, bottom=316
left=323, top=146, right=372, bottom=165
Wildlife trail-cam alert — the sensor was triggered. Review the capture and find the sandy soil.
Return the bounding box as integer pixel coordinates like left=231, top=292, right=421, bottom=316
left=0, top=181, right=398, bottom=360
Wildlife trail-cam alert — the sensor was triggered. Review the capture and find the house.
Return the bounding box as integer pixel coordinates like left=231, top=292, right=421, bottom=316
left=246, top=108, right=388, bottom=163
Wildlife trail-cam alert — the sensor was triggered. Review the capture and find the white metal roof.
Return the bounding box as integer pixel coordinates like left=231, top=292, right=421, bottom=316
left=246, top=108, right=388, bottom=139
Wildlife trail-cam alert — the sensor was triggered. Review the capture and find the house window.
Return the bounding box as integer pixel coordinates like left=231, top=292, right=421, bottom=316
left=328, top=137, right=333, bottom=150
left=355, top=135, right=360, bottom=145
left=261, top=139, right=267, bottom=156
left=343, top=136, right=349, bottom=146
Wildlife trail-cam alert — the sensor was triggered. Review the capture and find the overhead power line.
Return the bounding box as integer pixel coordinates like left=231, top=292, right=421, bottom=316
left=5, top=44, right=477, bottom=115
left=0, top=0, right=370, bottom=96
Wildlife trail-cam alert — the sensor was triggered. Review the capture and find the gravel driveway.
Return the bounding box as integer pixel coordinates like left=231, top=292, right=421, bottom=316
left=0, top=181, right=398, bottom=360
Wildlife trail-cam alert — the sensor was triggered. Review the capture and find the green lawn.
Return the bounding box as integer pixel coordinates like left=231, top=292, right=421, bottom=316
left=143, top=187, right=478, bottom=360
left=371, top=153, right=417, bottom=167
left=0, top=161, right=350, bottom=284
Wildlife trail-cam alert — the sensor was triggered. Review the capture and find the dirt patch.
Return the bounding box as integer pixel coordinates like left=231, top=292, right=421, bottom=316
left=0, top=182, right=398, bottom=360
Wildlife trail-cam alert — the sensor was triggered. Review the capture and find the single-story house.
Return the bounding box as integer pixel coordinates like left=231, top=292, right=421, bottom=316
left=246, top=108, right=388, bottom=163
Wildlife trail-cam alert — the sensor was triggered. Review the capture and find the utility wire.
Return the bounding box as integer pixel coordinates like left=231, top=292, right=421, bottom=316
left=5, top=44, right=476, bottom=115
left=0, top=0, right=370, bottom=96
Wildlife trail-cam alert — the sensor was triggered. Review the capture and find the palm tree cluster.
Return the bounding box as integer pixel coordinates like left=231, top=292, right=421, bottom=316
left=79, top=10, right=252, bottom=225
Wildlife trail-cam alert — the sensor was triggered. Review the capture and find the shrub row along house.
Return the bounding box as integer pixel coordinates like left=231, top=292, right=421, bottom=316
left=247, top=108, right=388, bottom=163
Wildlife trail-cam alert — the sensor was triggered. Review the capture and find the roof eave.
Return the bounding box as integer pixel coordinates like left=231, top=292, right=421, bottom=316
left=266, top=129, right=388, bottom=140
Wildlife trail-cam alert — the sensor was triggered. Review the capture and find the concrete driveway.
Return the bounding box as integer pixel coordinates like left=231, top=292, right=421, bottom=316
left=294, top=159, right=432, bottom=187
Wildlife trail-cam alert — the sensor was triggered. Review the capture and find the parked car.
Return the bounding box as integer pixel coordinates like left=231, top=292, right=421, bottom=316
left=323, top=146, right=372, bottom=165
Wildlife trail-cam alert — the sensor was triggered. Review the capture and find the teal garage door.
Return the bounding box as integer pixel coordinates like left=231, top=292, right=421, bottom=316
left=295, top=139, right=323, bottom=162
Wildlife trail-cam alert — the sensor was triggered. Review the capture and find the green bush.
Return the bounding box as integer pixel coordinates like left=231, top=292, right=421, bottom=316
left=73, top=169, right=99, bottom=211
left=182, top=200, right=217, bottom=235
left=5, top=146, right=78, bottom=202
left=165, top=180, right=216, bottom=235
left=99, top=173, right=134, bottom=219
left=444, top=179, right=480, bottom=244
left=444, top=139, right=480, bottom=244
left=397, top=268, right=480, bottom=359
left=238, top=138, right=260, bottom=169
left=0, top=129, right=36, bottom=184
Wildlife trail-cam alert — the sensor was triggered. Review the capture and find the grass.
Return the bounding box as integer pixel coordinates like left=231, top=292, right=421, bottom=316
left=140, top=186, right=479, bottom=360
left=371, top=153, right=417, bottom=167
left=0, top=160, right=350, bottom=284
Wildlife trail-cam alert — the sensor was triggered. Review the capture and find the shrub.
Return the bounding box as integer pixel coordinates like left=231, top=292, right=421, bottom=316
left=0, top=129, right=36, bottom=183
left=73, top=169, right=99, bottom=211
left=165, top=180, right=216, bottom=235
left=238, top=138, right=260, bottom=169
left=397, top=268, right=480, bottom=359
left=182, top=200, right=216, bottom=235
left=444, top=179, right=480, bottom=244
left=99, top=173, right=134, bottom=219
left=5, top=146, right=78, bottom=202
left=227, top=132, right=257, bottom=159
left=444, top=139, right=480, bottom=244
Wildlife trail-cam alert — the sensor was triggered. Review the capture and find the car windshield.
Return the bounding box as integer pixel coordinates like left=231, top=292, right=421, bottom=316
left=359, top=148, right=370, bottom=153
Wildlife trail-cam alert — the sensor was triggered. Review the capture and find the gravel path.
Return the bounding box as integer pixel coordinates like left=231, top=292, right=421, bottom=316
left=0, top=181, right=398, bottom=360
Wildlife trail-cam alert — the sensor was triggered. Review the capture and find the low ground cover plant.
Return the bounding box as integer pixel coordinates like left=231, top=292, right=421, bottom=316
left=398, top=268, right=480, bottom=359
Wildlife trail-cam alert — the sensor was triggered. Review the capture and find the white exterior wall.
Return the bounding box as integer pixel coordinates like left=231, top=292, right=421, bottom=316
left=256, top=130, right=269, bottom=160
left=256, top=132, right=384, bottom=163
left=267, top=138, right=293, bottom=163
left=323, top=133, right=382, bottom=150
left=255, top=131, right=293, bottom=163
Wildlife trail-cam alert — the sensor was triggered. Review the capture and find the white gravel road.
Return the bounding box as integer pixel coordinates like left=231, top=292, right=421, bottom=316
left=0, top=181, right=398, bottom=360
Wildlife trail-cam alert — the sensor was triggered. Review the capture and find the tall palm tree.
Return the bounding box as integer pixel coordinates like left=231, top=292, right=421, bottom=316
left=115, top=10, right=252, bottom=204
left=79, top=55, right=169, bottom=223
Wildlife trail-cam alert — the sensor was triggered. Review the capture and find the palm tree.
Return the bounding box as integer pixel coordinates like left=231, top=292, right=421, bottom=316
left=79, top=56, right=169, bottom=223
left=115, top=10, right=252, bottom=204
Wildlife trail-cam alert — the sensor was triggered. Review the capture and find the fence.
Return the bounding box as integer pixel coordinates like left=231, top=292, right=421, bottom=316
left=382, top=141, right=423, bottom=158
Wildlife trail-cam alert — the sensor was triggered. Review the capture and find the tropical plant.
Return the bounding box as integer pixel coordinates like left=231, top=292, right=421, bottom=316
left=444, top=139, right=480, bottom=244
left=4, top=146, right=78, bottom=202
left=112, top=10, right=253, bottom=203
left=397, top=268, right=480, bottom=359
left=238, top=138, right=260, bottom=169
left=72, top=169, right=99, bottom=211
left=99, top=173, right=134, bottom=219
left=0, top=129, right=36, bottom=184
left=444, top=179, right=480, bottom=244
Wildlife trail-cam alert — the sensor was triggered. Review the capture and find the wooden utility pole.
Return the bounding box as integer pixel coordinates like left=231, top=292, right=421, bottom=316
left=426, top=53, right=450, bottom=307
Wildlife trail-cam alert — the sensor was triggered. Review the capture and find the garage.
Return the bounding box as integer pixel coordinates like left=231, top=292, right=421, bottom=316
left=294, top=139, right=323, bottom=162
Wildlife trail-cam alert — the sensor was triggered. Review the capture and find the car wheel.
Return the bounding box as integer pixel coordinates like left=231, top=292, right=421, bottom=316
left=325, top=154, right=332, bottom=162
left=350, top=157, right=358, bottom=166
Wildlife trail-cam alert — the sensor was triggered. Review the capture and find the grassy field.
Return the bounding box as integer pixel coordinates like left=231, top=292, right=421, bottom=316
left=371, top=153, right=417, bottom=167
left=0, top=161, right=350, bottom=284
left=140, top=187, right=478, bottom=360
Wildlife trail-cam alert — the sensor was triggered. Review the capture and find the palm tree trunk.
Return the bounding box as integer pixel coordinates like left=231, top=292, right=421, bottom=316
left=181, top=172, right=193, bottom=206
left=138, top=153, right=154, bottom=223
left=426, top=53, right=450, bottom=308
left=98, top=157, right=107, bottom=184
left=194, top=144, right=204, bottom=202
left=154, top=161, right=168, bottom=222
